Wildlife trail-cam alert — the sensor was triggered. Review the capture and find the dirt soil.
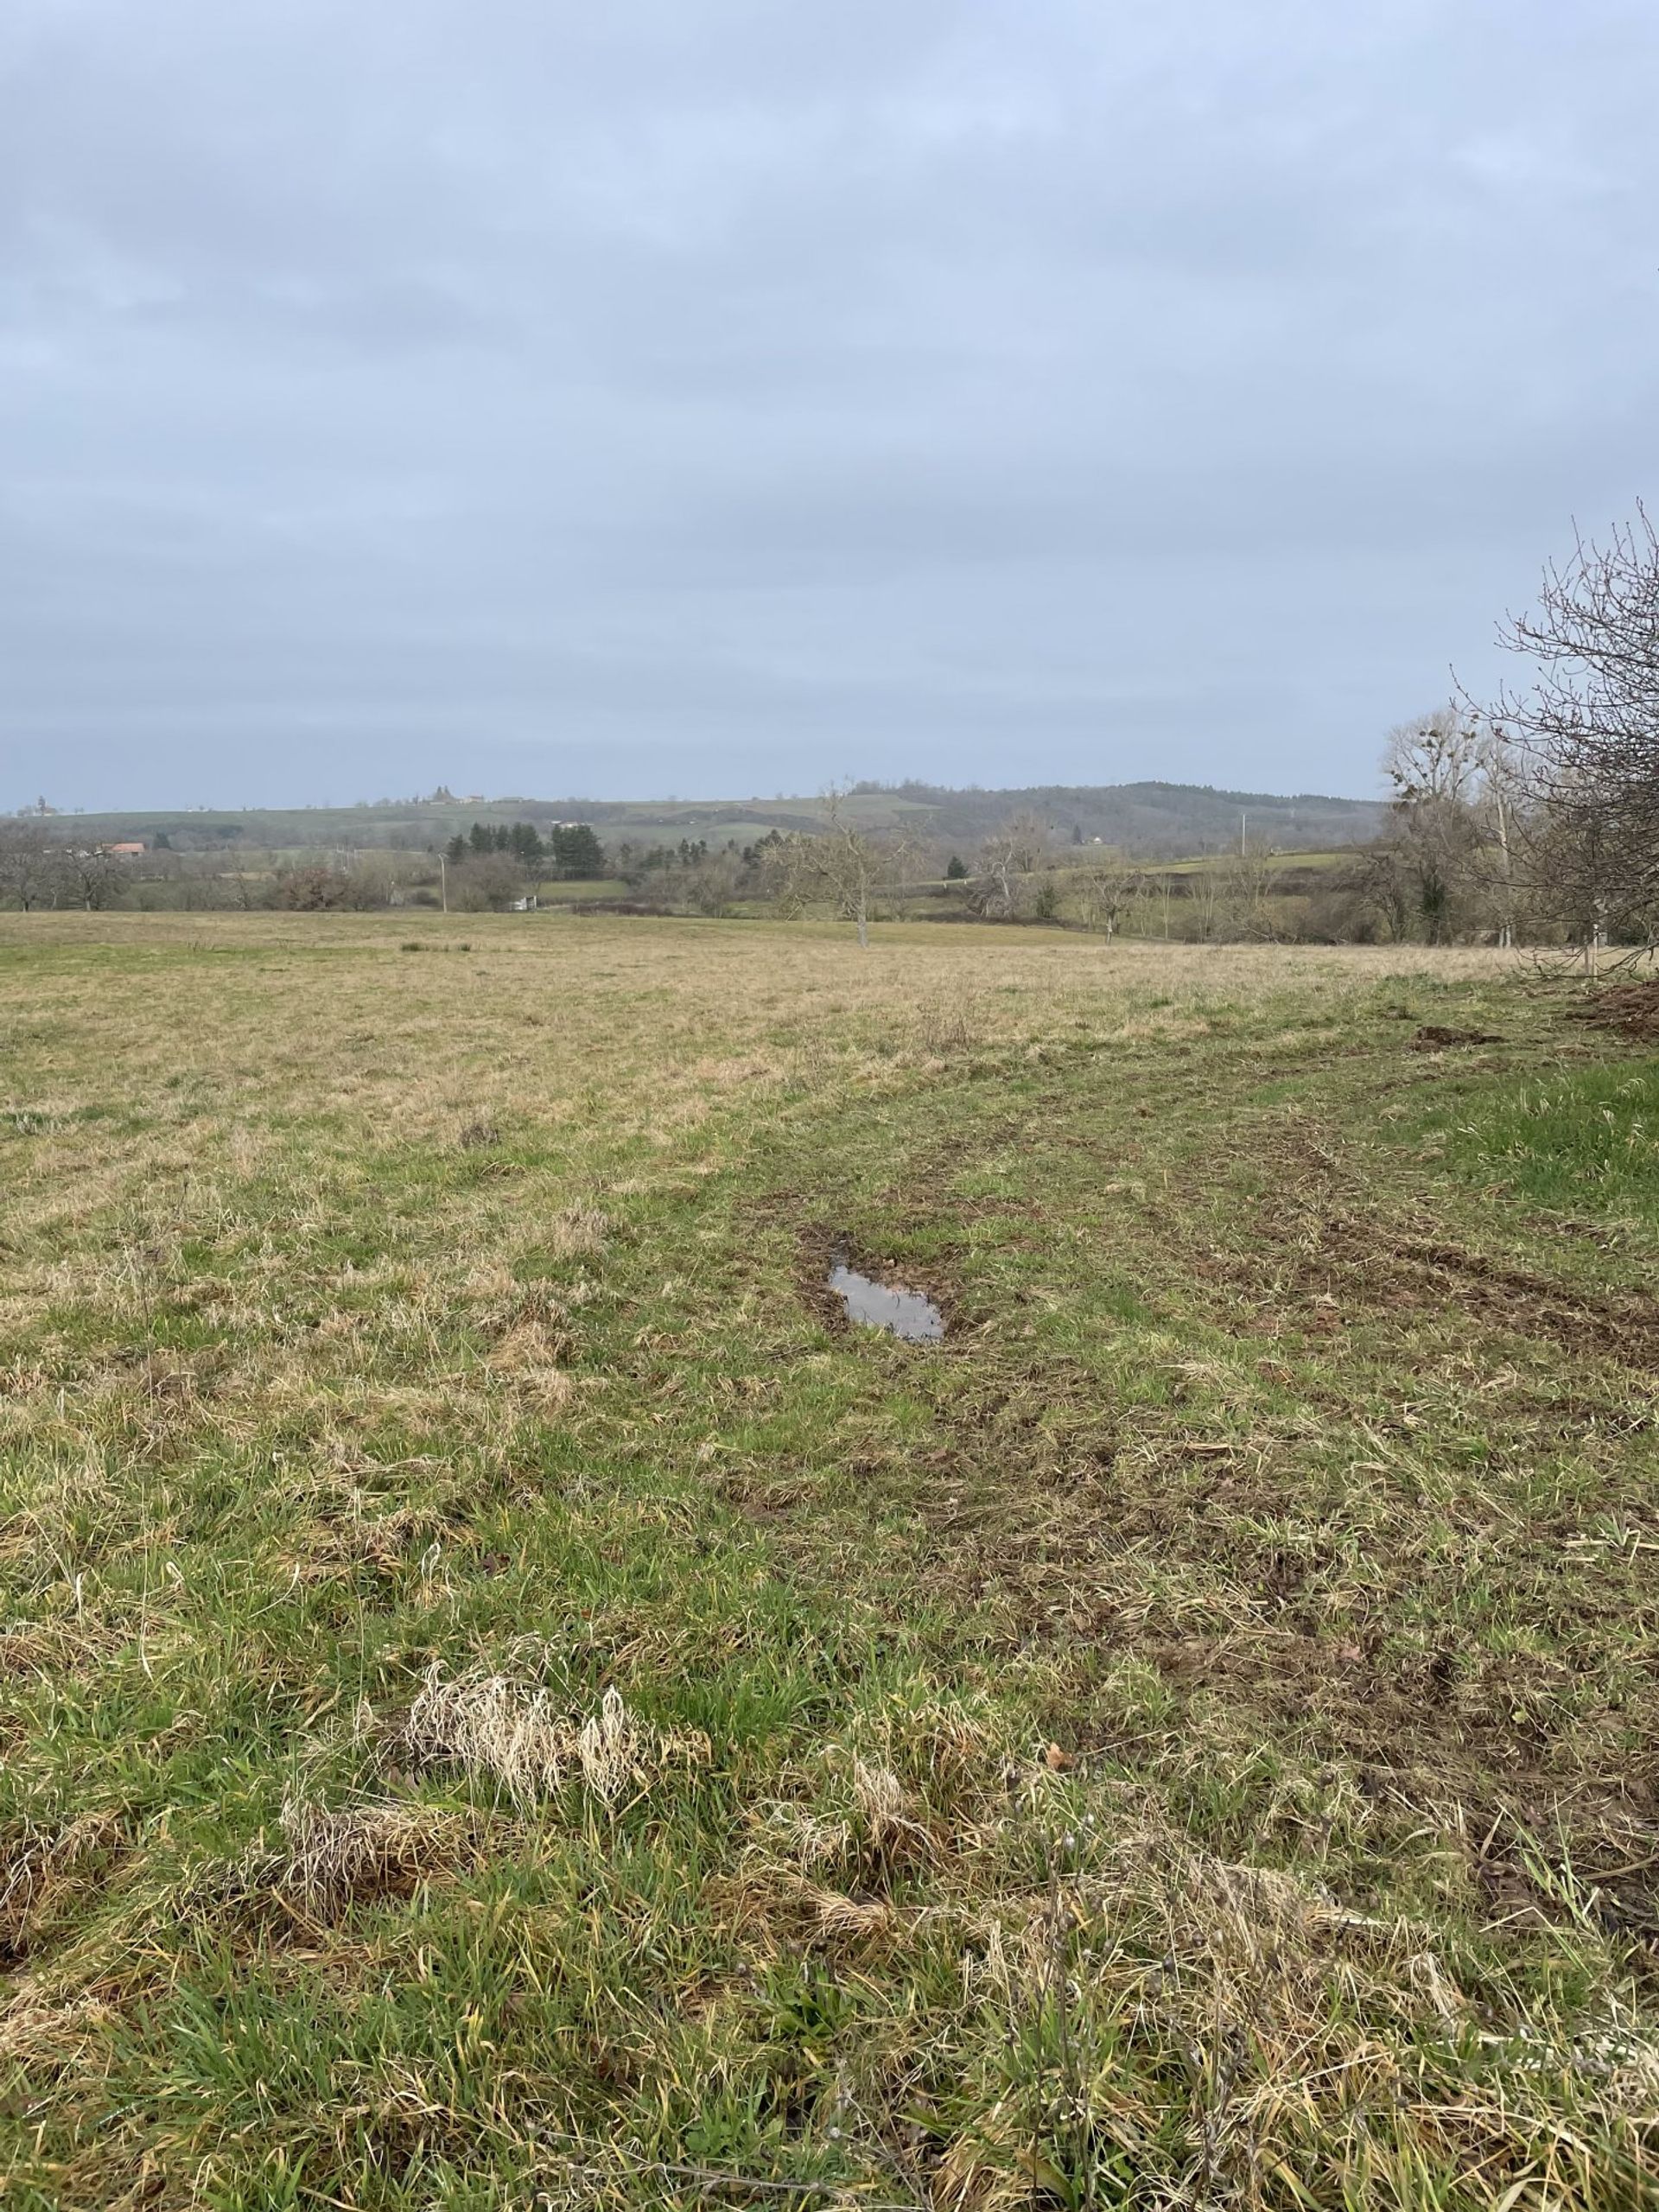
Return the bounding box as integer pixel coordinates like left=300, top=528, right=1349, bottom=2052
left=1411, top=1023, right=1505, bottom=1049
left=1569, top=978, right=1659, bottom=1040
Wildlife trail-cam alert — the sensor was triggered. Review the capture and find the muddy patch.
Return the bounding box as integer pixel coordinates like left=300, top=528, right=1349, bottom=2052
left=791, top=1224, right=956, bottom=1344
left=1567, top=979, right=1659, bottom=1041
left=827, top=1252, right=944, bottom=1343
left=1411, top=1025, right=1505, bottom=1051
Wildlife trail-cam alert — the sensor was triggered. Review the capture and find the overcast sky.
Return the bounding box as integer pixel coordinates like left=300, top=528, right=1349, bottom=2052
left=3, top=1, right=1656, bottom=810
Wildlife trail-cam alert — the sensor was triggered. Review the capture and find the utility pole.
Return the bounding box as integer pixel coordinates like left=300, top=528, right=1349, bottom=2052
left=1240, top=810, right=1247, bottom=856
left=439, top=852, right=448, bottom=913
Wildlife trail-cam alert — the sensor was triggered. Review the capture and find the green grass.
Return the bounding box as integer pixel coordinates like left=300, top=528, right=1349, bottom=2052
left=0, top=915, right=1656, bottom=2209
left=1426, top=1062, right=1659, bottom=1223
left=531, top=876, right=630, bottom=902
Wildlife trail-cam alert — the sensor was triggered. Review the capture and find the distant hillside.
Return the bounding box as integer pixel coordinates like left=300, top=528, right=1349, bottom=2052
left=25, top=779, right=1386, bottom=857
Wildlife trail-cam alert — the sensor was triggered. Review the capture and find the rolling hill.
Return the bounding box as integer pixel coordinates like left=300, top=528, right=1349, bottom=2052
left=25, top=779, right=1387, bottom=857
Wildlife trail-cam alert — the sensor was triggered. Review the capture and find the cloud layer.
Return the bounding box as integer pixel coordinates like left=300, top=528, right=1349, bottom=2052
left=3, top=0, right=1656, bottom=804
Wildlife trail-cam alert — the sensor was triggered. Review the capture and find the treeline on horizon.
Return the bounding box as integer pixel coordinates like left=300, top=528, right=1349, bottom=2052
left=0, top=761, right=1642, bottom=946
left=2, top=778, right=1388, bottom=862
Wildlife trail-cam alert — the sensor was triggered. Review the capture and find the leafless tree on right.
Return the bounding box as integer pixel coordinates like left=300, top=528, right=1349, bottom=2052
left=1485, top=504, right=1659, bottom=948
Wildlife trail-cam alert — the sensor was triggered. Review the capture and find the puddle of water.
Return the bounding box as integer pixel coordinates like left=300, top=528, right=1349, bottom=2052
left=828, top=1255, right=945, bottom=1343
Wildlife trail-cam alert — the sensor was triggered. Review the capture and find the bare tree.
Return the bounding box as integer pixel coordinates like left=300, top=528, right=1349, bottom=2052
left=682, top=848, right=746, bottom=916
left=1381, top=705, right=1486, bottom=943
left=1471, top=727, right=1525, bottom=949
left=1384, top=703, right=1483, bottom=810
left=346, top=851, right=406, bottom=907
left=1074, top=849, right=1136, bottom=939
left=1348, top=844, right=1413, bottom=943
left=1488, top=505, right=1659, bottom=938
left=1522, top=772, right=1618, bottom=969
left=0, top=823, right=56, bottom=910
left=60, top=845, right=118, bottom=912
left=1221, top=842, right=1287, bottom=940
left=1189, top=861, right=1224, bottom=943
left=882, top=834, right=925, bottom=922
left=772, top=790, right=906, bottom=948
left=974, top=811, right=1051, bottom=918
left=450, top=852, right=531, bottom=912
left=227, top=855, right=269, bottom=911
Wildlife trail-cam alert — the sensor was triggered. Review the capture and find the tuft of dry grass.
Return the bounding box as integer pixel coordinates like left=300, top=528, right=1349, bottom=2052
left=0, top=1814, right=122, bottom=1962
left=404, top=1655, right=707, bottom=1811
left=256, top=1795, right=480, bottom=1914
left=545, top=1202, right=607, bottom=1259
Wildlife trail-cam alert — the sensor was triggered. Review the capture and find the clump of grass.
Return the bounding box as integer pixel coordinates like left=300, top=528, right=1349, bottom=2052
left=482, top=1324, right=572, bottom=1402
left=748, top=1694, right=1027, bottom=1886
left=0, top=1812, right=122, bottom=1961
left=238, top=1795, right=482, bottom=1915
left=404, top=1656, right=706, bottom=1811
left=545, top=1202, right=607, bottom=1258
left=912, top=995, right=992, bottom=1058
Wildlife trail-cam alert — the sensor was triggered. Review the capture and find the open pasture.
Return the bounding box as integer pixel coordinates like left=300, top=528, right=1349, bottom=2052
left=2, top=913, right=1656, bottom=2209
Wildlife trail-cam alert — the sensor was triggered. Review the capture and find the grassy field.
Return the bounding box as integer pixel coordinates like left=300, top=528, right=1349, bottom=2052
left=2, top=912, right=1657, bottom=2210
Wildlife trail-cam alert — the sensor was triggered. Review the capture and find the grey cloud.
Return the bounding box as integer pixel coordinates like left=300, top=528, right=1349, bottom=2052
left=2, top=0, right=1657, bottom=806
